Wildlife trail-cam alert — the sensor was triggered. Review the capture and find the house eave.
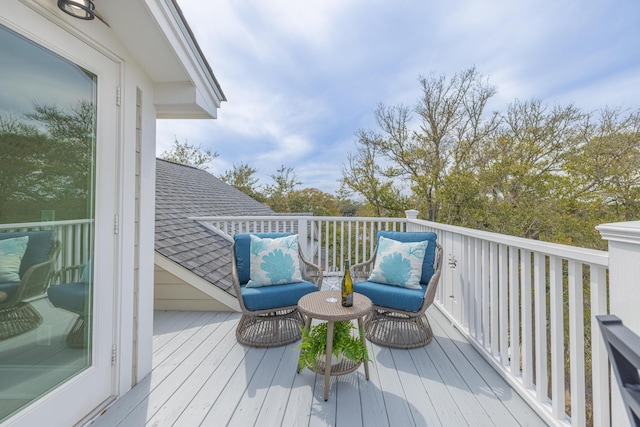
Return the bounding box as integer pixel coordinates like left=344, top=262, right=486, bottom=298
left=27, top=0, right=225, bottom=119
left=20, top=0, right=226, bottom=119
left=154, top=81, right=219, bottom=119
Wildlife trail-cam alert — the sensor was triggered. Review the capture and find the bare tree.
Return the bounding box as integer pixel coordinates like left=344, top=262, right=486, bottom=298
left=220, top=162, right=263, bottom=201
left=160, top=138, right=218, bottom=170
left=344, top=67, right=498, bottom=221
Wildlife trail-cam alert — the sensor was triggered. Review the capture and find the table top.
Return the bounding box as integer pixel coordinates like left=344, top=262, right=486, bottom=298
left=298, top=290, right=372, bottom=321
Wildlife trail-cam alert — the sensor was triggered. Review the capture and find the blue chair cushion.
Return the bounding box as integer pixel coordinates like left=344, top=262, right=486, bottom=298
left=241, top=280, right=317, bottom=311
left=48, top=282, right=89, bottom=314
left=354, top=280, right=427, bottom=313
left=234, top=232, right=293, bottom=285
left=0, top=282, right=19, bottom=302
left=376, top=231, right=437, bottom=285
left=0, top=231, right=55, bottom=277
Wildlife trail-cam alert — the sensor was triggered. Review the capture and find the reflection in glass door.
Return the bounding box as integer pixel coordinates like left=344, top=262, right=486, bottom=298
left=0, top=23, right=96, bottom=421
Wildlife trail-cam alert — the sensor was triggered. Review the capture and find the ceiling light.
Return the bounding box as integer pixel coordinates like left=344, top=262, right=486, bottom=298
left=57, top=0, right=95, bottom=20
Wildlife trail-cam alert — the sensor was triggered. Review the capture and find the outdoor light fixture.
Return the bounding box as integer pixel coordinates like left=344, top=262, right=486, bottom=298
left=57, top=0, right=95, bottom=20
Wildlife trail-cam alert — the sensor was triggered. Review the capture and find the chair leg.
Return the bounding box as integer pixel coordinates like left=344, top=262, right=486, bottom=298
left=364, top=309, right=433, bottom=349
left=0, top=302, right=43, bottom=340
left=66, top=315, right=89, bottom=348
left=236, top=310, right=305, bottom=347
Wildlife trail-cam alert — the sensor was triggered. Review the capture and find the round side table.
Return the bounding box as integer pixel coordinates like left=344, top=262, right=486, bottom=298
left=296, top=290, right=372, bottom=401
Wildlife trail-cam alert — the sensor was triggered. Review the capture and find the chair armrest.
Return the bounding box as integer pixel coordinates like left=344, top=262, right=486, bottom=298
left=351, top=255, right=375, bottom=283
left=299, top=248, right=323, bottom=289
left=422, top=243, right=443, bottom=310
left=52, top=265, right=85, bottom=284
left=15, top=240, right=60, bottom=301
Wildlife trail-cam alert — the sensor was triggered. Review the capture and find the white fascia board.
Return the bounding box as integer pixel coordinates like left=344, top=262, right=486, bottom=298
left=154, top=81, right=218, bottom=119
left=154, top=252, right=240, bottom=311
left=144, top=0, right=224, bottom=118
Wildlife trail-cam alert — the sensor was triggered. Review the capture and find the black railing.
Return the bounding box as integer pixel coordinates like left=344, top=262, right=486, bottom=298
left=597, top=315, right=640, bottom=427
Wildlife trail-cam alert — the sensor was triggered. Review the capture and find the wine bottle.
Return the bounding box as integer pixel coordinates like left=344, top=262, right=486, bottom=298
left=341, top=260, right=353, bottom=307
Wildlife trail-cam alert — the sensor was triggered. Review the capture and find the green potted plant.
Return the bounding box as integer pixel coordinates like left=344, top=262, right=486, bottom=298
left=297, top=320, right=371, bottom=372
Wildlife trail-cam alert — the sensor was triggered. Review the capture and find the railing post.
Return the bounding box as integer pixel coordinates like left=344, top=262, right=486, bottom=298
left=298, top=216, right=309, bottom=259
left=405, top=210, right=419, bottom=231
left=597, top=220, right=640, bottom=427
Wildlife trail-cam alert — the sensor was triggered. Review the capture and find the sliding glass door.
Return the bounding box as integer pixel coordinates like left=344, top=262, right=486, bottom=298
left=0, top=12, right=117, bottom=425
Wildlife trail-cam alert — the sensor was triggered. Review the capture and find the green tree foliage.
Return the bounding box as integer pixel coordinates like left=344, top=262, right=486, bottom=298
left=0, top=102, right=96, bottom=223
left=459, top=100, right=586, bottom=240
left=220, top=163, right=344, bottom=215
left=342, top=67, right=498, bottom=221
left=339, top=129, right=410, bottom=217
left=160, top=138, right=218, bottom=170
left=263, top=165, right=302, bottom=212
left=219, top=162, right=264, bottom=202
left=343, top=68, right=640, bottom=250
left=288, top=188, right=340, bottom=216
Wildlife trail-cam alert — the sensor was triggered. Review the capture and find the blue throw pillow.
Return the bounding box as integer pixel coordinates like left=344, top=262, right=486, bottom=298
left=246, top=234, right=302, bottom=287
left=368, top=236, right=428, bottom=289
left=234, top=233, right=292, bottom=285
left=376, top=231, right=437, bottom=284
left=0, top=231, right=54, bottom=277
left=0, top=236, right=29, bottom=282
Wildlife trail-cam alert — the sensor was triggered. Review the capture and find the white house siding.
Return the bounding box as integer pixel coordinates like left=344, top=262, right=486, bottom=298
left=154, top=254, right=239, bottom=312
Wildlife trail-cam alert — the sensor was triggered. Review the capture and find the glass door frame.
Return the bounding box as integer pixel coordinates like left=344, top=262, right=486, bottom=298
left=1, top=5, right=119, bottom=426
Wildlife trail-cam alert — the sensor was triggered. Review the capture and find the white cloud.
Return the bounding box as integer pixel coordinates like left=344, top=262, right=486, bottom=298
left=169, top=0, right=640, bottom=194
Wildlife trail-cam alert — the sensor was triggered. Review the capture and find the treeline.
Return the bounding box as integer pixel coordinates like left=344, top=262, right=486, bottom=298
left=219, top=164, right=352, bottom=217
left=340, top=67, right=640, bottom=250
left=0, top=102, right=96, bottom=224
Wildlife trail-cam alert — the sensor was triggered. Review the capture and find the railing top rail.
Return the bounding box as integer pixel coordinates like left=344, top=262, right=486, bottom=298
left=409, top=218, right=609, bottom=266
left=0, top=219, right=94, bottom=230
left=189, top=215, right=608, bottom=267
left=189, top=215, right=408, bottom=223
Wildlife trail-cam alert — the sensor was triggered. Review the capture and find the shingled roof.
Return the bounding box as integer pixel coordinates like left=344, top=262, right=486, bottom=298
left=155, top=158, right=274, bottom=296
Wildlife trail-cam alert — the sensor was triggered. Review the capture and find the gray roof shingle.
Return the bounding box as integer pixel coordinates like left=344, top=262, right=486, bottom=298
left=155, top=158, right=274, bottom=297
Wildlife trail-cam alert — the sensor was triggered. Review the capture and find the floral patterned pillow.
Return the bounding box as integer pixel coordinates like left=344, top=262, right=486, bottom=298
left=0, top=236, right=29, bottom=282
left=246, top=234, right=302, bottom=287
left=368, top=236, right=428, bottom=289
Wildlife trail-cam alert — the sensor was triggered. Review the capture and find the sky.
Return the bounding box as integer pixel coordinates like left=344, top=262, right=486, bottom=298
left=157, top=0, right=640, bottom=194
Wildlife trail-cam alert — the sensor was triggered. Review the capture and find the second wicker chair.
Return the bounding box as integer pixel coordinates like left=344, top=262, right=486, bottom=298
left=351, top=231, right=443, bottom=349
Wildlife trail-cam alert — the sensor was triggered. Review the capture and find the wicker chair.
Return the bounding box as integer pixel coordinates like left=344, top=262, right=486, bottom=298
left=48, top=262, right=91, bottom=348
left=351, top=231, right=443, bottom=349
left=0, top=231, right=61, bottom=340
left=231, top=233, right=322, bottom=347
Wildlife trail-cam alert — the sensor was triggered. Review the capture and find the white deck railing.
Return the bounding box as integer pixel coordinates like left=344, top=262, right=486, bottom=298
left=191, top=215, right=408, bottom=276
left=195, top=213, right=611, bottom=427
left=0, top=219, right=93, bottom=273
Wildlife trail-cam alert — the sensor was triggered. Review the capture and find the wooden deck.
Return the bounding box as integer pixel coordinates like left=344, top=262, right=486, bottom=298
left=90, top=307, right=547, bottom=427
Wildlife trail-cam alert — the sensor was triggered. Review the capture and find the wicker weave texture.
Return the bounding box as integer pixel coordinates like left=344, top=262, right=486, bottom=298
left=231, top=240, right=323, bottom=347
left=308, top=356, right=361, bottom=376
left=0, top=302, right=43, bottom=340
left=297, top=290, right=371, bottom=321
left=235, top=309, right=305, bottom=347
left=364, top=309, right=433, bottom=349
left=297, top=290, right=372, bottom=400
left=0, top=239, right=60, bottom=340
left=351, top=242, right=443, bottom=349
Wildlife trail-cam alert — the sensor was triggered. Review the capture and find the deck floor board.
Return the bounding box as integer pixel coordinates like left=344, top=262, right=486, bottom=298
left=90, top=307, right=549, bottom=427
